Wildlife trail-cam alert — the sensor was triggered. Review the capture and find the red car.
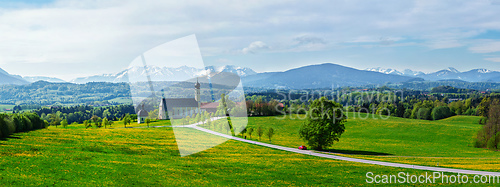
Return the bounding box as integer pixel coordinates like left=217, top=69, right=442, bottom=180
left=298, top=145, right=307, bottom=150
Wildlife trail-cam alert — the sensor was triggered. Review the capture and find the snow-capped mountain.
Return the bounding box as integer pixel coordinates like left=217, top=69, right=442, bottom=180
left=402, top=69, right=425, bottom=77
left=367, top=67, right=500, bottom=82
left=71, top=65, right=256, bottom=84
left=424, top=67, right=461, bottom=79
left=202, top=65, right=257, bottom=77
left=365, top=67, right=403, bottom=75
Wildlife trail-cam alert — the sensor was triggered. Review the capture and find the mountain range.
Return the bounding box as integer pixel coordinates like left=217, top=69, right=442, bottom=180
left=365, top=67, right=500, bottom=82
left=1, top=64, right=500, bottom=89
left=70, top=65, right=257, bottom=84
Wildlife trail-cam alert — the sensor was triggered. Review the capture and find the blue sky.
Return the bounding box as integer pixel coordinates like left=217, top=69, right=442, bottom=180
left=0, top=0, right=500, bottom=81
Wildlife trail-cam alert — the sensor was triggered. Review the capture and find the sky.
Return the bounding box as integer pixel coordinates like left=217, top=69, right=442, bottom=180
left=1, top=0, right=500, bottom=81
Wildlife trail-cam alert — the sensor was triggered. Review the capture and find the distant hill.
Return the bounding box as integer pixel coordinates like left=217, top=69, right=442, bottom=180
left=23, top=76, right=66, bottom=83
left=242, top=63, right=415, bottom=89
left=0, top=67, right=29, bottom=85
left=430, top=85, right=476, bottom=93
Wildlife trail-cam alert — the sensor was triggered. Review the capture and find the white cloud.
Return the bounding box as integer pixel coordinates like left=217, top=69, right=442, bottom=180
left=469, top=41, right=500, bottom=53
left=241, top=41, right=269, bottom=54
left=485, top=57, right=500, bottom=62
left=1, top=0, right=500, bottom=78
left=427, top=40, right=463, bottom=49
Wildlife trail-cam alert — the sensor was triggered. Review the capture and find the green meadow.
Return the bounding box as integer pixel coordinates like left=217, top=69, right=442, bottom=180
left=244, top=113, right=500, bottom=172
left=0, top=113, right=498, bottom=186
left=1, top=122, right=445, bottom=186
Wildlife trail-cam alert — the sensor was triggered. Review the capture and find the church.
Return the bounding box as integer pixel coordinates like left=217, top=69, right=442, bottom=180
left=158, top=79, right=217, bottom=119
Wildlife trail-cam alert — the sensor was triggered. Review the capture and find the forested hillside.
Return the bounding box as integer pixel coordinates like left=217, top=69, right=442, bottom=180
left=0, top=81, right=131, bottom=105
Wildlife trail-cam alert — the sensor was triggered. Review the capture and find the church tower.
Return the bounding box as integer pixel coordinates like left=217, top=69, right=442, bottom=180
left=158, top=89, right=168, bottom=120
left=195, top=78, right=201, bottom=102
left=195, top=78, right=201, bottom=111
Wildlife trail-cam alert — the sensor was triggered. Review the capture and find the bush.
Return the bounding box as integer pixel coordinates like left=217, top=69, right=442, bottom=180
left=431, top=106, right=453, bottom=120
left=416, top=108, right=431, bottom=120
left=478, top=117, right=487, bottom=125
left=489, top=132, right=500, bottom=150
left=475, top=128, right=488, bottom=148
left=487, top=136, right=497, bottom=149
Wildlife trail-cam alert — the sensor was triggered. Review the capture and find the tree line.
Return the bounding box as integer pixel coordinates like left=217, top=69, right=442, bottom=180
left=0, top=113, right=47, bottom=138
left=474, top=97, right=500, bottom=150
left=31, top=105, right=135, bottom=125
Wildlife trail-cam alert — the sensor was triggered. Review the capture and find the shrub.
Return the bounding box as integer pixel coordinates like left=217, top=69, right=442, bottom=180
left=475, top=128, right=488, bottom=148
left=416, top=108, right=431, bottom=120
left=432, top=106, right=453, bottom=120
left=487, top=136, right=497, bottom=149
left=61, top=120, right=68, bottom=128
left=43, top=120, right=49, bottom=128
left=478, top=117, right=487, bottom=125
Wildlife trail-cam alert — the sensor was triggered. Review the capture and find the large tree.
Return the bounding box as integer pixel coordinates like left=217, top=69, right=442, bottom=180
left=257, top=126, right=264, bottom=141
left=266, top=127, right=275, bottom=143
left=299, top=97, right=346, bottom=150
left=247, top=127, right=254, bottom=139
left=49, top=113, right=61, bottom=128
left=218, top=93, right=236, bottom=136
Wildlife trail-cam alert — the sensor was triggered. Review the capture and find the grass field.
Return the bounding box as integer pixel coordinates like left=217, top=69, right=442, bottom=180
left=1, top=114, right=499, bottom=186
left=243, top=113, right=500, bottom=172
left=0, top=122, right=450, bottom=186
